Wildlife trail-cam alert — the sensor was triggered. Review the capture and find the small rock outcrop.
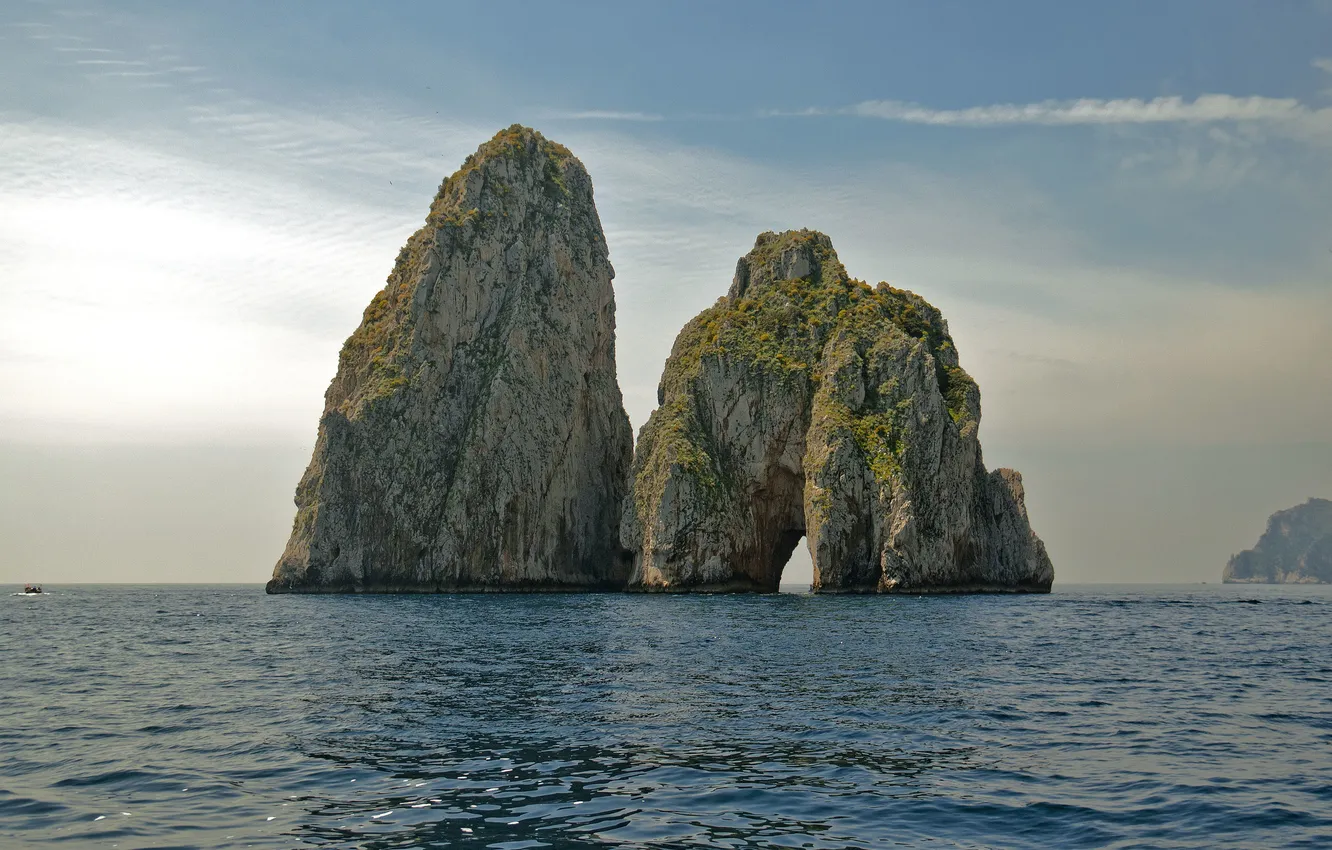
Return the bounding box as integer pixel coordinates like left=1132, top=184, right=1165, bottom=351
left=1223, top=498, right=1332, bottom=584
left=621, top=230, right=1053, bottom=593
left=268, top=126, right=633, bottom=593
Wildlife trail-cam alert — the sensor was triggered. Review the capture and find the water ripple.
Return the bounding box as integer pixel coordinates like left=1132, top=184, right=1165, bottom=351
left=3, top=583, right=1331, bottom=848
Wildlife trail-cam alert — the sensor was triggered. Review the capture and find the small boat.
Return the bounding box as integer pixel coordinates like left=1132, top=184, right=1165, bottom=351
left=22, top=584, right=43, bottom=594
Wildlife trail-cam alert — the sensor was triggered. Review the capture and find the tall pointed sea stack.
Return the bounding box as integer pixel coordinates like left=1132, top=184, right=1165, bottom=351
left=269, top=126, right=633, bottom=593
left=622, top=230, right=1053, bottom=593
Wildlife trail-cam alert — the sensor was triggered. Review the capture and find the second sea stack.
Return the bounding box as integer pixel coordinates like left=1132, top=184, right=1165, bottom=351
left=622, top=230, right=1054, bottom=593
left=268, top=126, right=633, bottom=593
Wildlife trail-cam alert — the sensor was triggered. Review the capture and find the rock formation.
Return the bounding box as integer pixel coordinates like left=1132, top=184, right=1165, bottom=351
left=1223, top=498, right=1332, bottom=584
left=621, top=230, right=1053, bottom=593
left=268, top=126, right=633, bottom=593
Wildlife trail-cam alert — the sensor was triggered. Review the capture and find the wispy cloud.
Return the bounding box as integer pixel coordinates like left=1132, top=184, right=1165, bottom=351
left=848, top=94, right=1322, bottom=127
left=1314, top=57, right=1332, bottom=74
left=1, top=1, right=1328, bottom=456
left=4, top=96, right=1328, bottom=447
left=557, top=127, right=1332, bottom=448
left=0, top=114, right=470, bottom=443
left=0, top=5, right=499, bottom=443
left=763, top=92, right=1332, bottom=150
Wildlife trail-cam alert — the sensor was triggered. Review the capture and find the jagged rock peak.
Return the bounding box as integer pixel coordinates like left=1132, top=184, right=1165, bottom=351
left=622, top=229, right=1053, bottom=593
left=728, top=230, right=838, bottom=300
left=269, top=125, right=633, bottom=593
left=1224, top=498, right=1332, bottom=584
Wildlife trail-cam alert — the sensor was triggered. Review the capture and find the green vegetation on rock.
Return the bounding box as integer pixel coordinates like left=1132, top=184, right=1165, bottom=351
left=272, top=125, right=633, bottom=595
left=330, top=126, right=582, bottom=417
left=635, top=229, right=978, bottom=515
left=624, top=229, right=1050, bottom=594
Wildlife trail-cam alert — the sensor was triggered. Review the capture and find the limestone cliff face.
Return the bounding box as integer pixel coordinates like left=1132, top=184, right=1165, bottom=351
left=268, top=126, right=633, bottom=593
left=622, top=231, right=1053, bottom=593
left=1224, top=498, right=1332, bottom=584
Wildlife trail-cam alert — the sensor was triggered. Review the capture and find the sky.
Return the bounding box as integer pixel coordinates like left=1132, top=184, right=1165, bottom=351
left=1, top=0, right=1330, bottom=586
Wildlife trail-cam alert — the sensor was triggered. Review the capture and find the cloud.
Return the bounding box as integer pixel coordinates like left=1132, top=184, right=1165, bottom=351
left=0, top=117, right=458, bottom=443
left=0, top=4, right=1327, bottom=454
left=553, top=127, right=1332, bottom=449
left=6, top=98, right=1326, bottom=450
left=849, top=94, right=1321, bottom=127
left=1314, top=57, right=1332, bottom=74
left=768, top=91, right=1332, bottom=149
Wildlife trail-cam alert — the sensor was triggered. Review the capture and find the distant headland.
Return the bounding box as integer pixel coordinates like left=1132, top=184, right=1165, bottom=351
left=266, top=126, right=1053, bottom=595
left=1224, top=498, right=1332, bottom=584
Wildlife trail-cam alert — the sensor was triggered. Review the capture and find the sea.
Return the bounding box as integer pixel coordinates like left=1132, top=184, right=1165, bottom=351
left=2, top=584, right=1330, bottom=849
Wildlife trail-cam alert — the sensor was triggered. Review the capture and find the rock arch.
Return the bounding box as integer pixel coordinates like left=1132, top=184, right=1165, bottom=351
left=621, top=231, right=1053, bottom=593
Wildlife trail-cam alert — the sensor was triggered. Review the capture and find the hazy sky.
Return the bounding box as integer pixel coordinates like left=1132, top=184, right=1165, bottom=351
left=2, top=0, right=1330, bottom=585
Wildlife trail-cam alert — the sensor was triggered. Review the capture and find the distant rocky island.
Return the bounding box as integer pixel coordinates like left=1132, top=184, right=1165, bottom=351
left=1223, top=498, right=1332, bottom=584
left=267, top=125, right=1052, bottom=594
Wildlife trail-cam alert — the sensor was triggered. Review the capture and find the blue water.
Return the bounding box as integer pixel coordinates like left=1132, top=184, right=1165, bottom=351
left=3, top=585, right=1331, bottom=849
